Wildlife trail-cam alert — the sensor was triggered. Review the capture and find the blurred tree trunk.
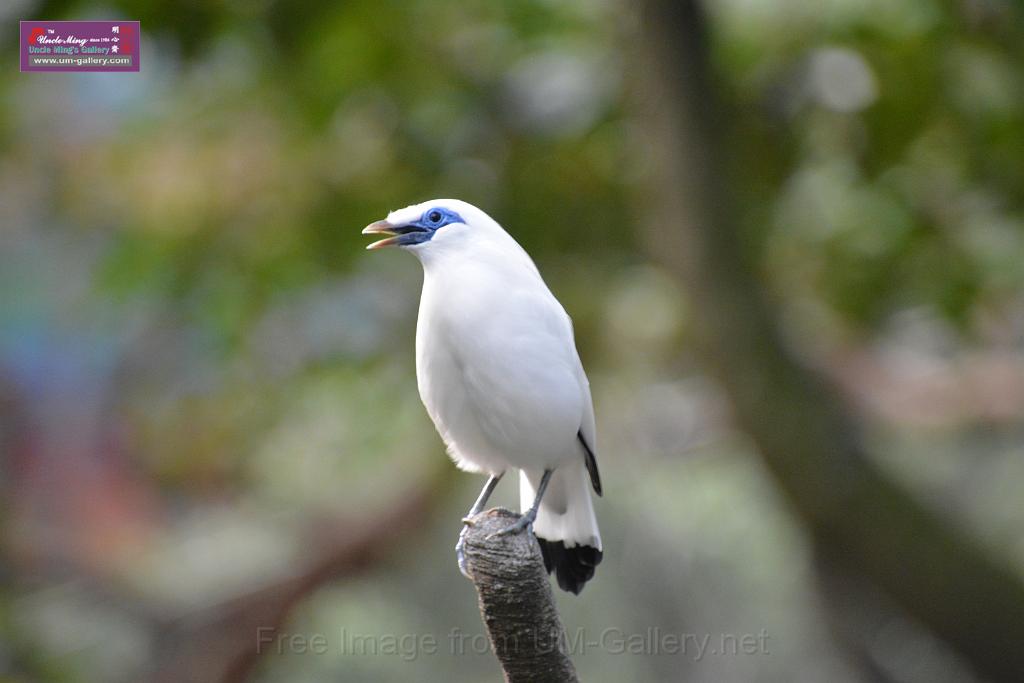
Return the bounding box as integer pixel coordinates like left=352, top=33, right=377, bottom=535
left=635, top=1, right=1024, bottom=681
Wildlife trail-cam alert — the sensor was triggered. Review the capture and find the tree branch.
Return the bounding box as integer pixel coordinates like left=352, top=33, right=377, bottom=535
left=463, top=508, right=578, bottom=683
left=147, top=469, right=447, bottom=683
left=636, top=1, right=1024, bottom=681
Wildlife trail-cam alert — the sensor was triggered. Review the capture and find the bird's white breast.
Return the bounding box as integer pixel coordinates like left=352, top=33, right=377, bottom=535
left=414, top=245, right=585, bottom=475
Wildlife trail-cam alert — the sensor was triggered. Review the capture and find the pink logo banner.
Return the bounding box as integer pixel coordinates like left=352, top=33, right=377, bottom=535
left=20, top=20, right=140, bottom=72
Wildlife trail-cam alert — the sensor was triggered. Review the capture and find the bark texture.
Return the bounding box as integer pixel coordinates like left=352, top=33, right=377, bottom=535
left=463, top=508, right=579, bottom=683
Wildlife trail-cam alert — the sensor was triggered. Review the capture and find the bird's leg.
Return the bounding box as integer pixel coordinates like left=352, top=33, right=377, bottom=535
left=457, top=473, right=503, bottom=578
left=489, top=469, right=553, bottom=539
left=462, top=473, right=504, bottom=525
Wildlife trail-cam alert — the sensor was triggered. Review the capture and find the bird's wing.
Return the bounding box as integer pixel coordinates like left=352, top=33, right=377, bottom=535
left=571, top=326, right=602, bottom=496
left=536, top=285, right=601, bottom=496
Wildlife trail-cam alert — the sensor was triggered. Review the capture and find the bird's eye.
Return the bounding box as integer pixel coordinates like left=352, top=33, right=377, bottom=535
left=428, top=210, right=443, bottom=224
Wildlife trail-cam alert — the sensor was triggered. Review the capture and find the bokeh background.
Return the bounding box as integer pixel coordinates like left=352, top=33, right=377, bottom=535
left=3, top=0, right=1024, bottom=681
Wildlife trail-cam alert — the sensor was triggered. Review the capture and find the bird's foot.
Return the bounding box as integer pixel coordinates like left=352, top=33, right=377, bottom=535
left=461, top=516, right=475, bottom=527
left=455, top=526, right=472, bottom=579
left=486, top=510, right=537, bottom=540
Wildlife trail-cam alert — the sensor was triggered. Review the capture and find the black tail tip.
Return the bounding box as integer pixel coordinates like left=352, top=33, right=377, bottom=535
left=537, top=538, right=603, bottom=595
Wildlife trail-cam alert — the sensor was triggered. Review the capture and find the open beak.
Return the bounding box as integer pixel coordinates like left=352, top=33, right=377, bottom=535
left=362, top=220, right=400, bottom=250
left=362, top=219, right=432, bottom=249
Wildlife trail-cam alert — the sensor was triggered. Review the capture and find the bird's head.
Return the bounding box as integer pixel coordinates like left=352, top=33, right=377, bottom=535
left=362, top=199, right=501, bottom=253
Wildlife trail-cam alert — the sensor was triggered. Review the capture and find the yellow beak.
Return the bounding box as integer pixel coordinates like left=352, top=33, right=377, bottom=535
left=362, top=220, right=399, bottom=250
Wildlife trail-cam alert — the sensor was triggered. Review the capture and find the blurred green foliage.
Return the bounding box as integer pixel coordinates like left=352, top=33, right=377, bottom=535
left=2, top=0, right=1024, bottom=681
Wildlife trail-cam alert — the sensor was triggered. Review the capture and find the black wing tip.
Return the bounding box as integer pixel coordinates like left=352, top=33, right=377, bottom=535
left=537, top=537, right=603, bottom=595
left=577, top=431, right=603, bottom=496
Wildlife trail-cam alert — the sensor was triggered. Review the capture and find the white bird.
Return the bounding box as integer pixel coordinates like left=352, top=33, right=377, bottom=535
left=363, top=199, right=603, bottom=594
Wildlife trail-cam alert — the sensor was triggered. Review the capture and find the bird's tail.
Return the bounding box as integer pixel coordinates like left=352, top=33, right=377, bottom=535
left=520, top=463, right=603, bottom=594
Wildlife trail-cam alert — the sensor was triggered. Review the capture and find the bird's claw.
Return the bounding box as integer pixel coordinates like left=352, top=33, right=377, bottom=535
left=458, top=508, right=537, bottom=575
left=455, top=527, right=472, bottom=579
left=485, top=512, right=535, bottom=541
